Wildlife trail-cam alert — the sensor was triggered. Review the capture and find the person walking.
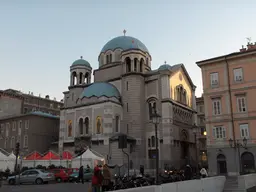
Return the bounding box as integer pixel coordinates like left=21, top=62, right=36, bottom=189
left=92, top=166, right=103, bottom=192
left=184, top=165, right=192, bottom=180
left=200, top=167, right=208, bottom=178
left=102, top=164, right=111, bottom=191
left=77, top=165, right=84, bottom=184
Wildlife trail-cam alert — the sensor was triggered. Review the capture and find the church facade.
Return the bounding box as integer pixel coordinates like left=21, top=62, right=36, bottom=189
left=58, top=33, right=198, bottom=169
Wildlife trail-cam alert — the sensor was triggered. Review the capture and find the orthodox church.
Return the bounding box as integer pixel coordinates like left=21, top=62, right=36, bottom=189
left=58, top=31, right=198, bottom=169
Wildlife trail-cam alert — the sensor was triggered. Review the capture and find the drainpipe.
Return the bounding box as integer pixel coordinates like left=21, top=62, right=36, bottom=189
left=224, top=56, right=238, bottom=174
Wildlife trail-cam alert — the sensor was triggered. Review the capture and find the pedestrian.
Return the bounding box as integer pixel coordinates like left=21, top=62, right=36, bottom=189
left=92, top=166, right=103, bottom=192
left=77, top=165, right=84, bottom=184
left=184, top=165, right=192, bottom=180
left=200, top=167, right=208, bottom=178
left=102, top=164, right=111, bottom=191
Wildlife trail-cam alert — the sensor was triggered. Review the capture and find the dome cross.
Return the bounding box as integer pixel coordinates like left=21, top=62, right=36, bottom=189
left=164, top=61, right=167, bottom=64
left=80, top=56, right=83, bottom=59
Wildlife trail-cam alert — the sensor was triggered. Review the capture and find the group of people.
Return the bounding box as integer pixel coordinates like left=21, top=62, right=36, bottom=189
left=184, top=164, right=208, bottom=180
left=77, top=164, right=111, bottom=192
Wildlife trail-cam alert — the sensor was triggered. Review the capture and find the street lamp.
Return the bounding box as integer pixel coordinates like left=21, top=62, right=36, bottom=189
left=192, top=124, right=200, bottom=178
left=203, top=131, right=207, bottom=136
left=229, top=137, right=247, bottom=174
left=151, top=111, right=161, bottom=185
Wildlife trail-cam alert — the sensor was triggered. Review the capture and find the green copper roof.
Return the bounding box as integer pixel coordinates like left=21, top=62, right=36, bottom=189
left=101, top=36, right=149, bottom=54
left=158, top=63, right=172, bottom=71
left=72, top=57, right=91, bottom=67
left=80, top=82, right=120, bottom=99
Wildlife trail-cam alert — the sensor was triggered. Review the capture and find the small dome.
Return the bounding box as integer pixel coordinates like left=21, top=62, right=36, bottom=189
left=158, top=63, right=172, bottom=71
left=101, top=36, right=149, bottom=54
left=72, top=57, right=91, bottom=68
left=80, top=82, right=120, bottom=98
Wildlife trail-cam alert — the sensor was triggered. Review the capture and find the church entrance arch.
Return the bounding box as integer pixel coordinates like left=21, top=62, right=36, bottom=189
left=241, top=152, right=255, bottom=173
left=217, top=154, right=227, bottom=175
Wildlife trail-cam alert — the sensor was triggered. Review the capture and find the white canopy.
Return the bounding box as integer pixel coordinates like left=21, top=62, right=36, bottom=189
left=8, top=152, right=16, bottom=159
left=76, top=149, right=104, bottom=161
left=0, top=151, right=8, bottom=160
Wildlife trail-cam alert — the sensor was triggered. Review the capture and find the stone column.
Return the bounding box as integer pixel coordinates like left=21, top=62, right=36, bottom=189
left=70, top=73, right=73, bottom=86
left=131, top=59, right=134, bottom=72
left=192, top=87, right=197, bottom=125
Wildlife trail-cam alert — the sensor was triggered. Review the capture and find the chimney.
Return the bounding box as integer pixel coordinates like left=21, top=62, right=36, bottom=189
left=45, top=95, right=49, bottom=99
left=54, top=97, right=56, bottom=101
left=31, top=92, right=33, bottom=95
left=240, top=45, right=246, bottom=52
left=39, top=94, right=41, bottom=97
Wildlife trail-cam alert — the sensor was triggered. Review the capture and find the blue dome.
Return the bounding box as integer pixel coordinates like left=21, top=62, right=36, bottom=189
left=72, top=57, right=91, bottom=68
left=158, top=64, right=172, bottom=71
left=80, top=82, right=120, bottom=98
left=101, top=36, right=149, bottom=54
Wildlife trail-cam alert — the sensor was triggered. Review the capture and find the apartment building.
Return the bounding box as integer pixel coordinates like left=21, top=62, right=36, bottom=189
left=0, top=111, right=59, bottom=156
left=2, top=89, right=64, bottom=116
left=0, top=90, right=23, bottom=118
left=196, top=96, right=208, bottom=168
left=196, top=42, right=256, bottom=176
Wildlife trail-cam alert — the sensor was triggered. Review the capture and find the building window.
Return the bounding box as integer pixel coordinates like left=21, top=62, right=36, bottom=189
left=213, top=126, right=226, bottom=139
left=233, top=68, right=243, bottom=82
left=12, top=121, right=16, bottom=131
left=240, top=124, right=249, bottom=138
left=148, top=100, right=156, bottom=120
left=126, top=81, right=128, bottom=91
left=115, top=116, right=119, bottom=132
left=10, top=137, right=15, bottom=149
left=79, top=118, right=83, bottom=135
left=23, top=135, right=28, bottom=147
left=109, top=54, right=112, bottom=63
left=84, top=117, right=89, bottom=134
left=148, top=138, right=151, bottom=147
left=126, top=103, right=129, bottom=112
left=4, top=138, right=7, bottom=148
left=24, top=108, right=28, bottom=114
left=210, top=72, right=219, bottom=87
left=212, top=99, right=221, bottom=115
left=6, top=123, right=10, bottom=137
left=126, top=124, right=129, bottom=134
left=106, top=55, right=109, bottom=64
left=151, top=136, right=155, bottom=147
left=0, top=124, right=4, bottom=135
left=50, top=104, right=53, bottom=108
left=25, top=120, right=29, bottom=129
left=237, top=96, right=247, bottom=112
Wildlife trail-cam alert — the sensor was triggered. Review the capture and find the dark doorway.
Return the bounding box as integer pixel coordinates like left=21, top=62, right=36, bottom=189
left=241, top=152, right=255, bottom=174
left=217, top=154, right=227, bottom=175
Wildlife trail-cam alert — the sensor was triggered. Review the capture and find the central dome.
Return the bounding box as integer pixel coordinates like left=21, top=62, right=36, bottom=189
left=80, top=82, right=120, bottom=98
left=101, top=36, right=149, bottom=54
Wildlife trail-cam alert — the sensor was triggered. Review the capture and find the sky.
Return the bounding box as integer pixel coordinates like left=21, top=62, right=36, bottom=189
left=1, top=0, right=256, bottom=101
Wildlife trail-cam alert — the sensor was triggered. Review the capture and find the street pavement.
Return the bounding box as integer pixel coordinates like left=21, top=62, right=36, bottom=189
left=1, top=183, right=90, bottom=192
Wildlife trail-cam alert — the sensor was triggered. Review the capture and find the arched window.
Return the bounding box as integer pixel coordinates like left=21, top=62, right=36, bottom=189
left=115, top=116, right=119, bottom=132
left=140, top=58, right=144, bottom=72
left=84, top=73, right=89, bottom=84
left=84, top=117, right=89, bottom=134
left=72, top=72, right=77, bottom=85
left=148, top=100, right=157, bottom=120
left=79, top=73, right=83, bottom=84
left=134, top=58, right=138, bottom=72
left=79, top=118, right=83, bottom=135
left=109, top=54, right=112, bottom=63
left=148, top=138, right=151, bottom=147
left=146, top=58, right=149, bottom=66
left=106, top=55, right=109, bottom=64
left=183, top=91, right=187, bottom=105
left=151, top=136, right=155, bottom=147
left=125, top=57, right=131, bottom=72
